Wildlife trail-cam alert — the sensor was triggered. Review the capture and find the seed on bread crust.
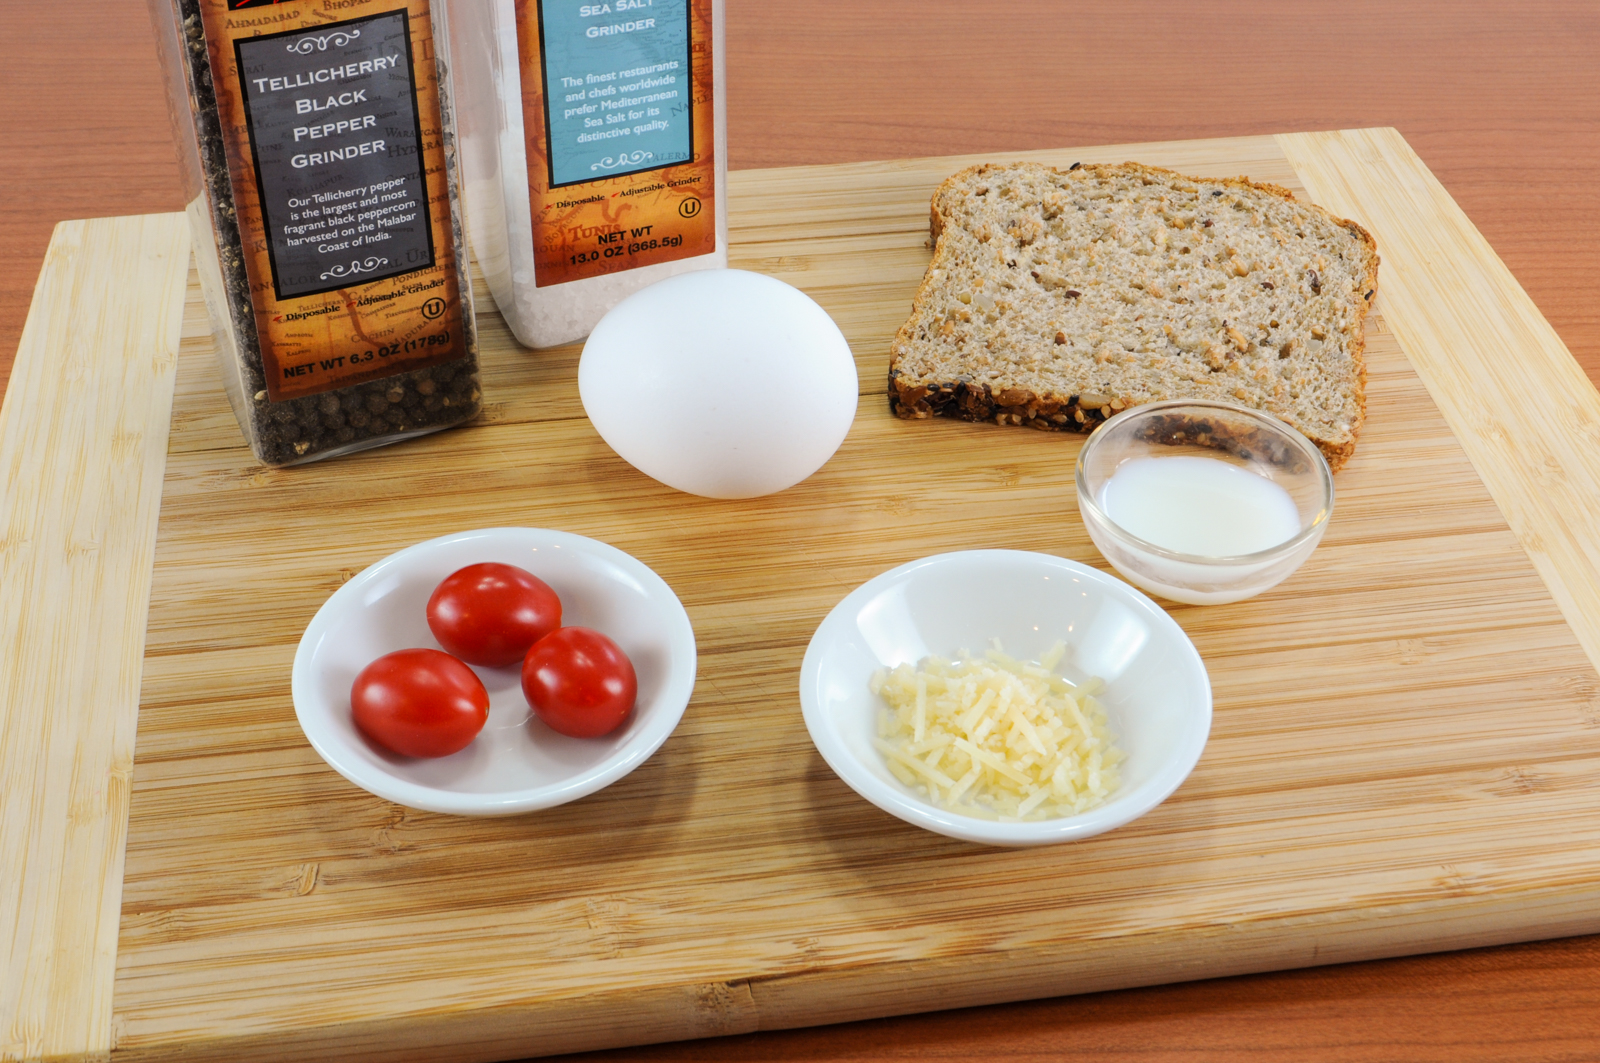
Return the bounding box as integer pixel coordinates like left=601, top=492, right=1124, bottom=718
left=886, top=161, right=1379, bottom=471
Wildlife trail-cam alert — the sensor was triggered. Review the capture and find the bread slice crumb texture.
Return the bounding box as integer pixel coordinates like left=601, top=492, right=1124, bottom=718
left=888, top=162, right=1379, bottom=469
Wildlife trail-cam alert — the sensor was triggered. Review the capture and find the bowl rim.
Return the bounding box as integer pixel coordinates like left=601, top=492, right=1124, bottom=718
left=1074, top=398, right=1335, bottom=566
left=291, top=526, right=697, bottom=816
left=798, top=549, right=1213, bottom=846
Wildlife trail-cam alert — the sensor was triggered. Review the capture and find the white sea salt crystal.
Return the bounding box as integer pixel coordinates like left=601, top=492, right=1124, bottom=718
left=443, top=0, right=728, bottom=349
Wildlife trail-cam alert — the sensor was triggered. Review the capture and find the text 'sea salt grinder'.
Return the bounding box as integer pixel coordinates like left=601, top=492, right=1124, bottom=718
left=442, top=0, right=728, bottom=348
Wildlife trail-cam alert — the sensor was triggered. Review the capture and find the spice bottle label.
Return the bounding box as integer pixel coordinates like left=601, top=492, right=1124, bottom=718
left=516, top=0, right=716, bottom=286
left=199, top=0, right=467, bottom=402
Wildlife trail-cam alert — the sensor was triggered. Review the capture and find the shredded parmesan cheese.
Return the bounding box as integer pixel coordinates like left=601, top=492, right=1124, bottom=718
left=870, top=640, right=1124, bottom=821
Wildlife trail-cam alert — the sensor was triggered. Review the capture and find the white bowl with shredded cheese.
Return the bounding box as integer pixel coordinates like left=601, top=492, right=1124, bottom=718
left=799, top=550, right=1211, bottom=846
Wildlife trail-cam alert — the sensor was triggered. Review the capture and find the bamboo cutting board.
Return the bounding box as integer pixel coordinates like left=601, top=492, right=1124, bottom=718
left=7, top=128, right=1600, bottom=1063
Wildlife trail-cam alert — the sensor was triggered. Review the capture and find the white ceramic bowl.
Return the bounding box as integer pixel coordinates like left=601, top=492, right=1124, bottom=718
left=293, top=528, right=696, bottom=815
left=799, top=550, right=1211, bottom=846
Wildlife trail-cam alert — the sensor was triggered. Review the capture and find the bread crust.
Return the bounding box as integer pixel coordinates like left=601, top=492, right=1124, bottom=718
left=889, top=161, right=1380, bottom=471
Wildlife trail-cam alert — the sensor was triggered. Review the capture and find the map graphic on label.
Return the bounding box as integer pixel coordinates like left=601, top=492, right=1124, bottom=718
left=537, top=0, right=692, bottom=187
left=235, top=11, right=435, bottom=300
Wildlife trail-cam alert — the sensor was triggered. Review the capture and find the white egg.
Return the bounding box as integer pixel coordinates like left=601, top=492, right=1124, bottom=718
left=578, top=269, right=859, bottom=499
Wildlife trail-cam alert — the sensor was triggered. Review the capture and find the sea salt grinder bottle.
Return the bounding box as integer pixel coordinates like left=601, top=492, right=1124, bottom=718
left=441, top=0, right=728, bottom=348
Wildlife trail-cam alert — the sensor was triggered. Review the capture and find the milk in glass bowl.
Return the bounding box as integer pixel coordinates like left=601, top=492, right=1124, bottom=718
left=1075, top=400, right=1335, bottom=605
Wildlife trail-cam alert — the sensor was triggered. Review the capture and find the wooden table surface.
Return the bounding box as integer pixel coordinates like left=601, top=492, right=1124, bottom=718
left=3, top=1, right=1598, bottom=1059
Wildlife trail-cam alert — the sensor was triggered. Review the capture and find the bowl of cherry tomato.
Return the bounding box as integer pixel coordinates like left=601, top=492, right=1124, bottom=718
left=292, top=527, right=697, bottom=816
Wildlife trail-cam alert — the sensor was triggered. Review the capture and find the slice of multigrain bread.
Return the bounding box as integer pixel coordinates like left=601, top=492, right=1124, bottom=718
left=888, top=161, right=1379, bottom=469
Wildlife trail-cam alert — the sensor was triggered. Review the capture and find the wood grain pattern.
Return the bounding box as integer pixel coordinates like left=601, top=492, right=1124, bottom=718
left=566, top=933, right=1600, bottom=1063
left=0, top=216, right=189, bottom=1063
left=1279, top=128, right=1600, bottom=677
left=7, top=3, right=1600, bottom=1060
left=92, top=135, right=1600, bottom=1060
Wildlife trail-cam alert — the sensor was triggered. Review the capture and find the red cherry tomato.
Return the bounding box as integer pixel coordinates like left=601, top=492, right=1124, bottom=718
left=521, top=627, right=638, bottom=738
left=427, top=562, right=562, bottom=667
left=351, top=648, right=489, bottom=758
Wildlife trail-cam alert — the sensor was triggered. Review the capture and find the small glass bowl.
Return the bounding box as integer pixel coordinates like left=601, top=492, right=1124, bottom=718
left=1075, top=400, right=1335, bottom=605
